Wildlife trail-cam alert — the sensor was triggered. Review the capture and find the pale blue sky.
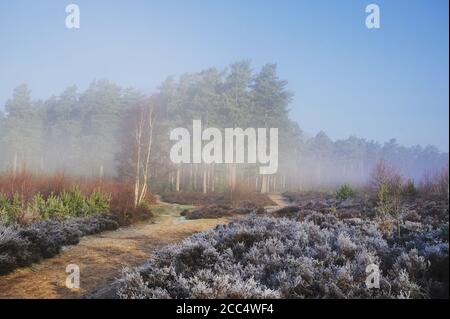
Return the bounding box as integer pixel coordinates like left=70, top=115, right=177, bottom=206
left=0, top=0, right=448, bottom=151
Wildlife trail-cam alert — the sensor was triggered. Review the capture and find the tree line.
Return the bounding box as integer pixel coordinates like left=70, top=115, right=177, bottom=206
left=0, top=61, right=447, bottom=195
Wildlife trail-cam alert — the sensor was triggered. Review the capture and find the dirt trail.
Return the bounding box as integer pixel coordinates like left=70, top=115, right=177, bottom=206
left=267, top=193, right=290, bottom=208
left=0, top=201, right=227, bottom=299
left=0, top=194, right=287, bottom=299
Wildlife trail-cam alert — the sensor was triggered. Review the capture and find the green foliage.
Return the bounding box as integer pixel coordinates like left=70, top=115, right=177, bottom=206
left=335, top=184, right=356, bottom=202
left=31, top=194, right=69, bottom=219
left=0, top=193, right=22, bottom=225
left=86, top=191, right=111, bottom=215
left=61, top=187, right=85, bottom=215
left=0, top=188, right=111, bottom=224
left=403, top=179, right=418, bottom=198
left=376, top=182, right=394, bottom=217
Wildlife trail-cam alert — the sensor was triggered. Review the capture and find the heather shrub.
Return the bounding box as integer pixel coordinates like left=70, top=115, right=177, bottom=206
left=282, top=191, right=333, bottom=205
left=18, top=220, right=78, bottom=259
left=68, top=214, right=120, bottom=235
left=442, top=224, right=449, bottom=240
left=0, top=223, right=32, bottom=273
left=181, top=202, right=263, bottom=220
left=161, top=191, right=274, bottom=207
left=0, top=213, right=120, bottom=275
left=269, top=206, right=301, bottom=219
left=396, top=228, right=449, bottom=298
left=181, top=205, right=233, bottom=220
left=117, top=214, right=448, bottom=299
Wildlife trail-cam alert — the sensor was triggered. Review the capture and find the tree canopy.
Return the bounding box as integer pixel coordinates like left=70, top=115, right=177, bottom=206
left=0, top=62, right=447, bottom=192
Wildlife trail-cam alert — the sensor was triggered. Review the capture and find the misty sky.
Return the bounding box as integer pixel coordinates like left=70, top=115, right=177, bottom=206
left=0, top=0, right=448, bottom=151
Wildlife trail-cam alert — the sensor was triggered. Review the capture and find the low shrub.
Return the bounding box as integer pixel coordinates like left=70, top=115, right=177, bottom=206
left=0, top=224, right=32, bottom=274
left=161, top=192, right=274, bottom=207
left=108, top=183, right=155, bottom=225
left=282, top=191, right=333, bottom=205
left=1, top=188, right=111, bottom=225
left=0, top=213, right=120, bottom=275
left=131, top=202, right=155, bottom=223
left=181, top=202, right=264, bottom=220
left=117, top=213, right=449, bottom=299
left=336, top=184, right=356, bottom=202
left=181, top=205, right=234, bottom=220
left=0, top=193, right=22, bottom=225
left=269, top=205, right=301, bottom=219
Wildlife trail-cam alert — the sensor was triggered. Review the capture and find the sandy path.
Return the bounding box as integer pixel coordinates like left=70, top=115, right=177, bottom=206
left=0, top=202, right=227, bottom=299
left=267, top=193, right=290, bottom=208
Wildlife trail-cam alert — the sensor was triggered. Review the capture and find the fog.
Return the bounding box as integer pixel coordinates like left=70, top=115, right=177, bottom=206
left=0, top=66, right=448, bottom=193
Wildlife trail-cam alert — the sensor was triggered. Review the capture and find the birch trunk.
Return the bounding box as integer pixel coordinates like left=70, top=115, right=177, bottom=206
left=176, top=165, right=180, bottom=192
